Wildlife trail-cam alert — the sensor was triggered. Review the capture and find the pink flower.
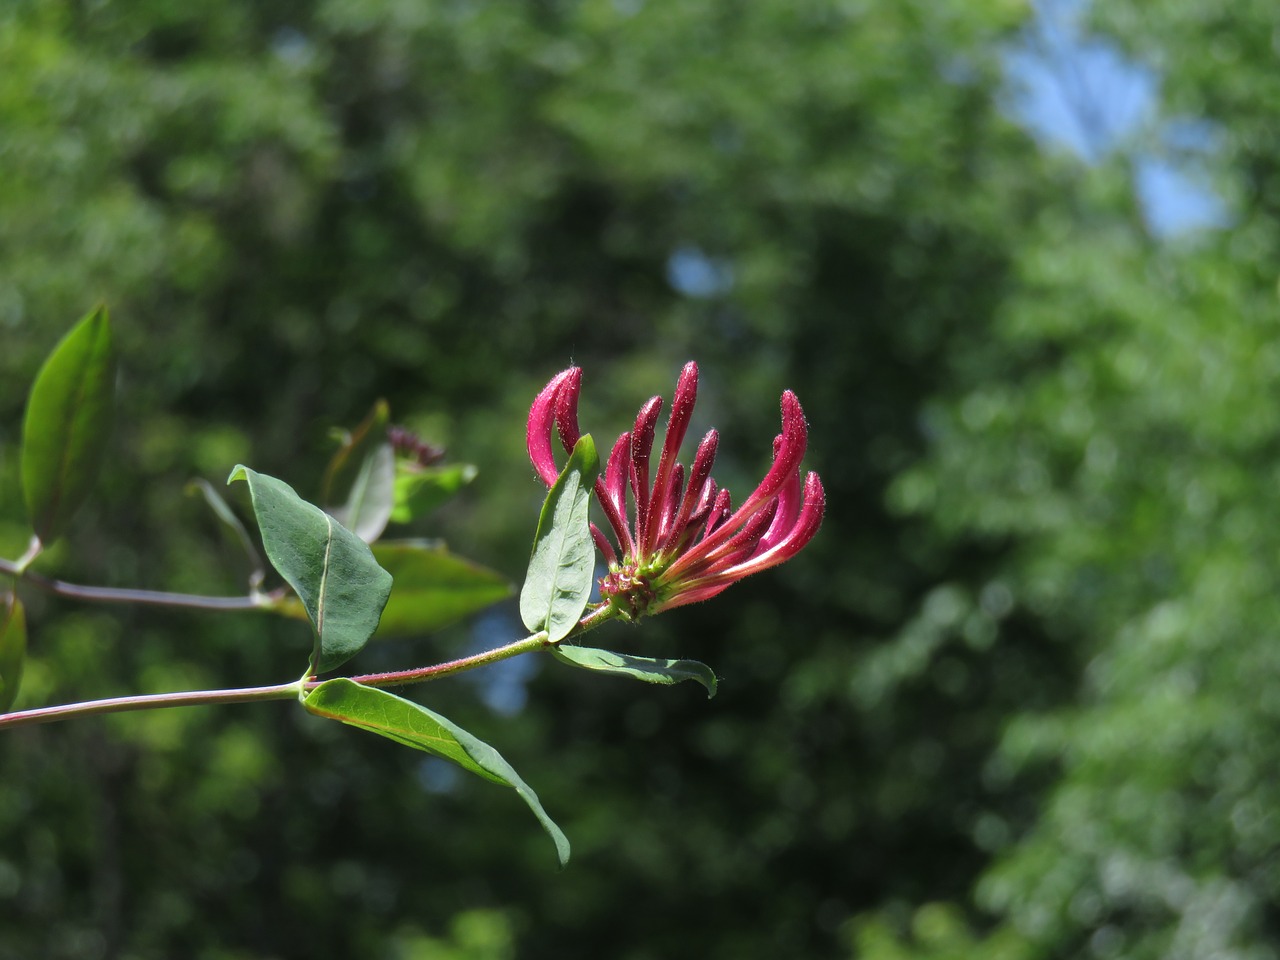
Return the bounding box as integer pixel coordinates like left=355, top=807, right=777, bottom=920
left=527, top=362, right=825, bottom=620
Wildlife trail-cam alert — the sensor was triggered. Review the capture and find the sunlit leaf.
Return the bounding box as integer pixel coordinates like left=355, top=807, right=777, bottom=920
left=21, top=306, right=117, bottom=545
left=519, top=435, right=599, bottom=643
left=390, top=463, right=478, bottom=524
left=228, top=466, right=392, bottom=672
left=303, top=678, right=570, bottom=865
left=372, top=541, right=511, bottom=637
left=333, top=443, right=396, bottom=543
left=0, top=593, right=27, bottom=712
left=322, top=401, right=395, bottom=543
left=552, top=645, right=717, bottom=698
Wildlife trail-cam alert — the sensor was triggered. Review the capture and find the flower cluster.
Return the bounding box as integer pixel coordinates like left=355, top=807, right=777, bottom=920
left=527, top=362, right=824, bottom=620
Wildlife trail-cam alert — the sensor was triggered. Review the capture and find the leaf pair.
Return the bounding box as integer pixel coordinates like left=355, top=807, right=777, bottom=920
left=229, top=467, right=566, bottom=860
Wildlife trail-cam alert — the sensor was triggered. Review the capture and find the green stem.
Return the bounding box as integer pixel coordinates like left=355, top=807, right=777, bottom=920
left=0, top=682, right=302, bottom=730
left=0, top=556, right=275, bottom=611
left=343, top=602, right=618, bottom=689
left=0, top=603, right=620, bottom=730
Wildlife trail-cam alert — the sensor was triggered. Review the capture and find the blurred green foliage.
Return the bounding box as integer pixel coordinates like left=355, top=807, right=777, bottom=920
left=1, top=0, right=1276, bottom=958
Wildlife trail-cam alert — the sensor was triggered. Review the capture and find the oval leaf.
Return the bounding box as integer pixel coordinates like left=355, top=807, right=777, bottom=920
left=21, top=306, right=117, bottom=545
left=390, top=463, right=478, bottom=524
left=228, top=466, right=392, bottom=673
left=333, top=443, right=396, bottom=543
left=0, top=593, right=27, bottom=712
left=304, top=678, right=570, bottom=866
left=372, top=541, right=512, bottom=637
left=323, top=401, right=395, bottom=544
left=551, top=645, right=718, bottom=698
left=519, top=435, right=600, bottom=643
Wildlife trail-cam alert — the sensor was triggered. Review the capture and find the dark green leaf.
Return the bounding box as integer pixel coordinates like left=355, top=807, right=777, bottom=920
left=21, top=306, right=117, bottom=545
left=371, top=541, right=511, bottom=637
left=303, top=678, right=570, bottom=866
left=228, top=466, right=392, bottom=673
left=551, top=645, right=718, bottom=698
left=322, top=401, right=395, bottom=543
left=0, top=593, right=27, bottom=712
left=519, top=435, right=600, bottom=643
left=390, top=463, right=478, bottom=523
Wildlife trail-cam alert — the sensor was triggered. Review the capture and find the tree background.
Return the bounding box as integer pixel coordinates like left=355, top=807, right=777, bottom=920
left=1, top=1, right=1276, bottom=958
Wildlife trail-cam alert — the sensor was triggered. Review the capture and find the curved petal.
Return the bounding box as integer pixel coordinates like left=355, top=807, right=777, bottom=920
left=666, top=498, right=778, bottom=583
left=702, top=471, right=824, bottom=583
left=527, top=368, right=579, bottom=486
left=645, top=362, right=698, bottom=551
left=553, top=368, right=584, bottom=455
left=600, top=431, right=635, bottom=556
left=758, top=462, right=801, bottom=554
left=687, top=390, right=808, bottom=557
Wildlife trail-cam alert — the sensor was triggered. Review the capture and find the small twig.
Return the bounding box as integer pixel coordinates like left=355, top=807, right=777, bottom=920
left=0, top=556, right=276, bottom=611
left=0, top=604, right=620, bottom=730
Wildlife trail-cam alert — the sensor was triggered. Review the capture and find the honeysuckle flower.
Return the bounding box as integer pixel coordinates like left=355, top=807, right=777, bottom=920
left=527, top=362, right=824, bottom=621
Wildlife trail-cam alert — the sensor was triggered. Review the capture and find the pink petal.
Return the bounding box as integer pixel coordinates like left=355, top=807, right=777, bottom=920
left=661, top=429, right=718, bottom=551
left=600, top=431, right=635, bottom=556
left=630, top=396, right=663, bottom=550
left=553, top=367, right=584, bottom=455
left=757, top=464, right=801, bottom=554
left=527, top=368, right=579, bottom=486
left=688, top=390, right=809, bottom=557
left=701, top=471, right=824, bottom=583
left=653, top=580, right=734, bottom=613
left=590, top=523, right=618, bottom=567
left=645, top=362, right=698, bottom=551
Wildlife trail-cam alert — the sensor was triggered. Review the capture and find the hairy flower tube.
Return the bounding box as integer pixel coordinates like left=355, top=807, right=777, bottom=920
left=527, top=362, right=824, bottom=621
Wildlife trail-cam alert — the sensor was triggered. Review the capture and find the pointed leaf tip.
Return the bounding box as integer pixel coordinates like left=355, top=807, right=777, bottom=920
left=519, top=435, right=600, bottom=643
left=21, top=306, right=117, bottom=544
left=304, top=679, right=570, bottom=865
left=552, top=646, right=717, bottom=697
left=229, top=466, right=392, bottom=672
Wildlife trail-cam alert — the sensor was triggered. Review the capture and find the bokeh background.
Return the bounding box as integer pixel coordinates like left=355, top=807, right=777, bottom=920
left=2, top=0, right=1278, bottom=957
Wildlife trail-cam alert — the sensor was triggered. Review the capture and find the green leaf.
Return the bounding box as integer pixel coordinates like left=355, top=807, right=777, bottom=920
left=303, top=678, right=570, bottom=866
left=228, top=466, right=392, bottom=673
left=186, top=478, right=266, bottom=588
left=551, top=646, right=718, bottom=698
left=519, top=435, right=600, bottom=643
left=21, top=306, right=117, bottom=545
left=0, top=593, right=27, bottom=712
left=322, top=401, right=395, bottom=543
left=390, top=463, right=478, bottom=523
left=333, top=443, right=396, bottom=543
left=371, top=541, right=512, bottom=637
